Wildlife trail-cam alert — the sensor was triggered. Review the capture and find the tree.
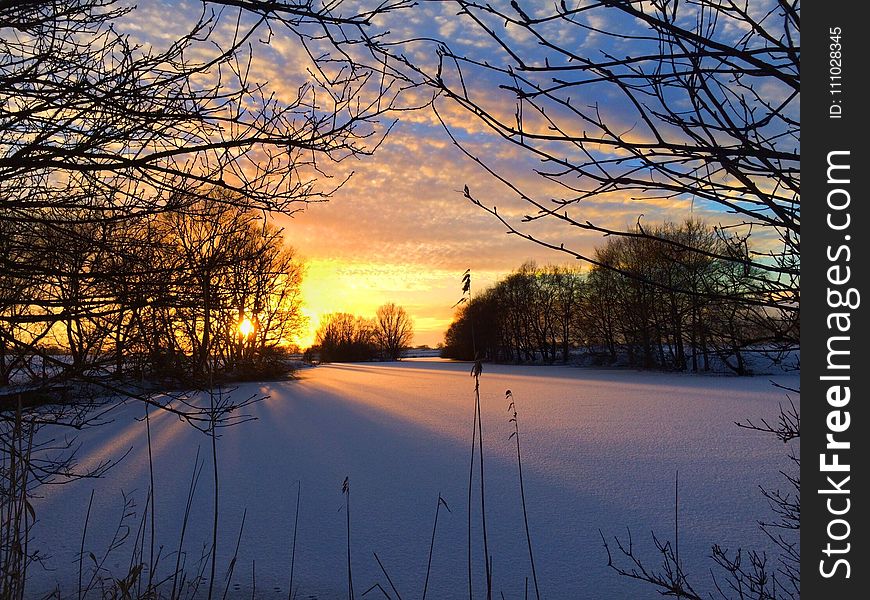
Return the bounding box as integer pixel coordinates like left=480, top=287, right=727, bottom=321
left=1, top=0, right=408, bottom=394
left=442, top=279, right=523, bottom=363
left=373, top=303, right=414, bottom=360
left=154, top=197, right=306, bottom=380
left=391, top=3, right=800, bottom=592
left=216, top=221, right=306, bottom=374
left=315, top=313, right=377, bottom=363
left=583, top=219, right=762, bottom=371
left=1, top=0, right=407, bottom=218
left=0, top=0, right=407, bottom=397
left=382, top=0, right=798, bottom=336
left=1, top=1, right=409, bottom=587
left=441, top=219, right=777, bottom=372
left=548, top=265, right=585, bottom=364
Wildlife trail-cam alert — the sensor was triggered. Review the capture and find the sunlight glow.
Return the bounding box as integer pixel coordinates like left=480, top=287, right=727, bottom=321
left=292, top=259, right=490, bottom=349
left=239, top=317, right=254, bottom=338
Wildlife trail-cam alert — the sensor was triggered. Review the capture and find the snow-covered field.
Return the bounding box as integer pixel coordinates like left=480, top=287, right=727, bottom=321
left=30, top=360, right=798, bottom=599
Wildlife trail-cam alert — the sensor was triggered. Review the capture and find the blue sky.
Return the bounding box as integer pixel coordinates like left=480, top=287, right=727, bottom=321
left=117, top=0, right=789, bottom=346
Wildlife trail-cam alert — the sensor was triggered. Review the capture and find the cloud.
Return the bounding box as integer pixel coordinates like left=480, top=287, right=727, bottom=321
left=109, top=1, right=778, bottom=348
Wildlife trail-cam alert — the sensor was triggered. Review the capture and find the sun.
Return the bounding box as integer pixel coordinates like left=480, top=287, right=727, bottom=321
left=238, top=317, right=254, bottom=338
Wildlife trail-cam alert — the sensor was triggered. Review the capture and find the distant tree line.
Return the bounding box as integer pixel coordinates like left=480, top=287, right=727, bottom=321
left=441, top=220, right=795, bottom=374
left=1, top=196, right=304, bottom=387
left=311, top=303, right=413, bottom=362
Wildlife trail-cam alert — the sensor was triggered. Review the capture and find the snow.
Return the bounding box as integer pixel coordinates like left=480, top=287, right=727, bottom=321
left=30, top=359, right=799, bottom=599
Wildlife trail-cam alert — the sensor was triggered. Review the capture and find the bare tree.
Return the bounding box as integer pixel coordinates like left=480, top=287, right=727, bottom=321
left=441, top=222, right=763, bottom=372
left=0, top=0, right=411, bottom=385
left=0, top=1, right=412, bottom=592
left=380, top=0, right=798, bottom=330
left=1, top=0, right=411, bottom=219
left=217, top=223, right=306, bottom=374
left=373, top=302, right=414, bottom=360
left=398, top=4, right=800, bottom=592
left=315, top=312, right=376, bottom=362
left=0, top=0, right=411, bottom=394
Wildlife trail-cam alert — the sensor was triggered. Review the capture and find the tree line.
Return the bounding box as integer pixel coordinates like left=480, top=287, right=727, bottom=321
left=441, top=220, right=796, bottom=374
left=0, top=0, right=415, bottom=588
left=1, top=0, right=411, bottom=397
left=311, top=303, right=414, bottom=362
left=1, top=197, right=305, bottom=388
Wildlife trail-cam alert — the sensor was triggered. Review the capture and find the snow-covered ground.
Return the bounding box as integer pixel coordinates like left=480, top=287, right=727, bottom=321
left=30, top=360, right=799, bottom=599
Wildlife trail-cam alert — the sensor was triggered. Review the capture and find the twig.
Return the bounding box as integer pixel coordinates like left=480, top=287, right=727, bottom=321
left=288, top=481, right=301, bottom=600
left=78, top=489, right=95, bottom=600
left=171, top=446, right=204, bottom=600
left=221, top=508, right=248, bottom=600
left=373, top=552, right=402, bottom=600
left=343, top=477, right=354, bottom=600
left=507, top=391, right=540, bottom=600
left=423, top=495, right=450, bottom=600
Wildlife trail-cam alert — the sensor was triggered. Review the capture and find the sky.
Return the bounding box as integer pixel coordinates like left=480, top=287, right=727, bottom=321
left=119, top=0, right=784, bottom=348
left=272, top=122, right=585, bottom=348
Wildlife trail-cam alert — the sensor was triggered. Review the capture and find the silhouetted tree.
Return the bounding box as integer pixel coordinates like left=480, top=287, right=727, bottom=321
left=373, top=303, right=414, bottom=360
left=1, top=1, right=411, bottom=592
left=383, top=0, right=798, bottom=342
left=315, top=313, right=377, bottom=363
left=0, top=0, right=407, bottom=387
left=548, top=265, right=585, bottom=363
left=441, top=288, right=502, bottom=362
left=442, top=220, right=775, bottom=372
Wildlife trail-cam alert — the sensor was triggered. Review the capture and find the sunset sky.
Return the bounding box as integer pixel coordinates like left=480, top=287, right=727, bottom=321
left=122, top=0, right=751, bottom=348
